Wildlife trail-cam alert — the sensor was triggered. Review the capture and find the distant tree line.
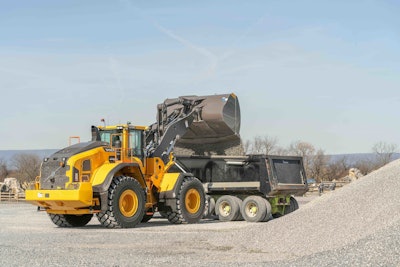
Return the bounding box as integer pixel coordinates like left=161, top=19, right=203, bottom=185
left=244, top=136, right=398, bottom=182
left=0, top=139, right=398, bottom=184
left=0, top=153, right=41, bottom=183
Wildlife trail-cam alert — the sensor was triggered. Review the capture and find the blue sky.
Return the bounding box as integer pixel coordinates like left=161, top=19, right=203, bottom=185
left=0, top=0, right=399, bottom=153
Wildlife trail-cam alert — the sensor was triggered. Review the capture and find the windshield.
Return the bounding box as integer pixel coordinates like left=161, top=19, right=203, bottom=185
left=99, top=130, right=112, bottom=143
left=99, top=130, right=121, bottom=146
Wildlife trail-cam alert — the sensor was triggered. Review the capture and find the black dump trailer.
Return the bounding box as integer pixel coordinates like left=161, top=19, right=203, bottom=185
left=175, top=154, right=308, bottom=222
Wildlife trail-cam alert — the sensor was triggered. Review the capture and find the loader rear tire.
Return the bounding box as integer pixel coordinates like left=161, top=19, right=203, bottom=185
left=49, top=213, right=93, bottom=227
left=215, top=195, right=241, bottom=221
left=166, top=177, right=205, bottom=224
left=97, top=176, right=145, bottom=228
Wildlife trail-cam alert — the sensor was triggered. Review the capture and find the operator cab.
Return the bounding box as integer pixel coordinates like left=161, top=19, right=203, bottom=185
left=91, top=124, right=145, bottom=161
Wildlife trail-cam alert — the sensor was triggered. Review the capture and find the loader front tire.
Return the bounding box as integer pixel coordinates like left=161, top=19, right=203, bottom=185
left=167, top=177, right=205, bottom=224
left=49, top=213, right=93, bottom=227
left=97, top=176, right=145, bottom=228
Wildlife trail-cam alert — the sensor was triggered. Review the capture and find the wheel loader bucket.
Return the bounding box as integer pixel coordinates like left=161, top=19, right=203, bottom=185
left=178, top=93, right=241, bottom=144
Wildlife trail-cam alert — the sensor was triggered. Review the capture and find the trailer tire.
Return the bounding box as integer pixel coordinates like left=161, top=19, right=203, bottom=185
left=285, top=196, right=299, bottom=215
left=262, top=198, right=272, bottom=222
left=97, top=176, right=146, bottom=228
left=241, top=196, right=269, bottom=223
left=215, top=195, right=242, bottom=221
left=166, top=177, right=205, bottom=224
left=234, top=197, right=244, bottom=221
left=49, top=214, right=93, bottom=227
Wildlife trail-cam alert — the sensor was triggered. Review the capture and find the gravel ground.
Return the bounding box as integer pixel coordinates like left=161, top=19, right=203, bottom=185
left=1, top=160, right=400, bottom=266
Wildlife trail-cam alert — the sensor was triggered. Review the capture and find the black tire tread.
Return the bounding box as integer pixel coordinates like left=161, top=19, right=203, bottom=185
left=49, top=214, right=72, bottom=227
left=49, top=213, right=93, bottom=227
left=262, top=198, right=272, bottom=222
left=285, top=196, right=299, bottom=215
left=166, top=177, right=205, bottom=224
left=96, top=175, right=145, bottom=228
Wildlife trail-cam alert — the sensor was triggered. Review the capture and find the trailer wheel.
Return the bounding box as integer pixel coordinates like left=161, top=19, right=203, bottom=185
left=97, top=176, right=146, bottom=228
left=285, top=196, right=299, bottom=215
left=166, top=177, right=205, bottom=224
left=241, top=196, right=270, bottom=222
left=49, top=214, right=93, bottom=227
left=234, top=197, right=244, bottom=221
left=262, top=198, right=272, bottom=222
left=215, top=195, right=242, bottom=221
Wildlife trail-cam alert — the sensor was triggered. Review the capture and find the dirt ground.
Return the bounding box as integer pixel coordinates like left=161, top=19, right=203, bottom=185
left=0, top=198, right=313, bottom=267
left=1, top=184, right=399, bottom=267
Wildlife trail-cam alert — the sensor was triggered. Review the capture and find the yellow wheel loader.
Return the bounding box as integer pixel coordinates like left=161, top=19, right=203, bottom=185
left=26, top=93, right=240, bottom=228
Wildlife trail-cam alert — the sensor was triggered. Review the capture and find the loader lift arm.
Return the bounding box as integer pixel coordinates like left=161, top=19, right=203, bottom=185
left=145, top=96, right=202, bottom=161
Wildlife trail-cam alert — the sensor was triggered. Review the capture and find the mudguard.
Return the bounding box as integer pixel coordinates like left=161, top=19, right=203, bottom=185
left=158, top=172, right=194, bottom=207
left=92, top=163, right=146, bottom=211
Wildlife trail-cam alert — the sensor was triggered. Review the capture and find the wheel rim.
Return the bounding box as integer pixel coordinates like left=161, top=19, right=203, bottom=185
left=219, top=201, right=231, bottom=216
left=119, top=189, right=138, bottom=217
left=185, top=188, right=201, bottom=214
left=245, top=202, right=258, bottom=218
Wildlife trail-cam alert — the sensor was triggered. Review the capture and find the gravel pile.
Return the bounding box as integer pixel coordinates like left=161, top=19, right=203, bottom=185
left=209, top=158, right=400, bottom=265
left=1, top=160, right=400, bottom=266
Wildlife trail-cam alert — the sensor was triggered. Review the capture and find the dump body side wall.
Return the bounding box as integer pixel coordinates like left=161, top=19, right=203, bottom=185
left=175, top=154, right=307, bottom=197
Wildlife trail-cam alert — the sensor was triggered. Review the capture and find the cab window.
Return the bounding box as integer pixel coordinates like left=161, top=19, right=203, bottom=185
left=129, top=130, right=143, bottom=157
left=99, top=130, right=112, bottom=144
left=100, top=130, right=122, bottom=147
